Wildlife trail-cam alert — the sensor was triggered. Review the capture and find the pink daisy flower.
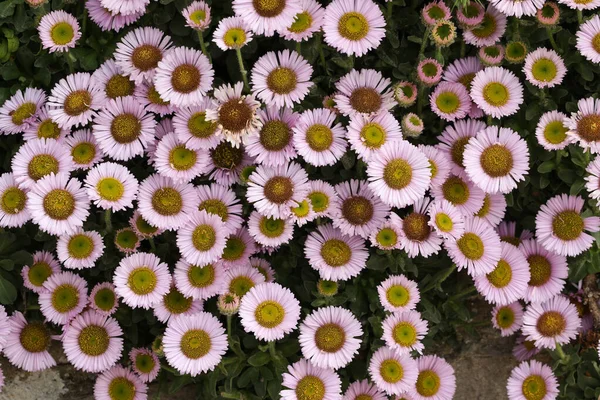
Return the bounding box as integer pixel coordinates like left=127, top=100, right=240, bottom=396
left=206, top=142, right=255, bottom=187
left=558, top=0, right=600, bottom=9
left=564, top=97, right=600, bottom=153
left=23, top=106, right=68, bottom=142
left=427, top=199, right=465, bottom=240
left=417, top=58, right=443, bottom=86
left=397, top=199, right=444, bottom=257
left=282, top=0, right=325, bottom=42
left=89, top=282, right=119, bottom=316
left=343, top=379, right=387, bottom=400
left=176, top=210, right=228, bottom=266
left=38, top=11, right=81, bottom=53
left=56, top=228, right=104, bottom=270
left=251, top=50, right=313, bottom=108
left=64, top=129, right=104, bottom=170
left=507, top=360, right=558, bottom=400
left=304, top=223, right=368, bottom=281
left=182, top=1, right=211, bottom=31
left=62, top=310, right=123, bottom=373
left=410, top=355, right=456, bottom=400
left=0, top=173, right=30, bottom=228
left=220, top=227, right=258, bottom=269
left=437, top=118, right=486, bottom=170
left=212, top=16, right=253, bottom=51
left=377, top=275, right=420, bottom=313
left=576, top=15, right=600, bottom=63
left=133, top=81, right=175, bottom=116
left=240, top=282, right=301, bottom=342
left=163, top=312, right=227, bottom=376
left=478, top=44, right=505, bottom=66
left=113, top=252, right=171, bottom=309
left=463, top=126, right=530, bottom=194
left=232, top=0, right=301, bottom=37
left=39, top=271, right=88, bottom=325
left=470, top=67, right=524, bottom=118
left=173, top=259, right=226, bottom=301
left=245, top=106, right=299, bottom=167
left=223, top=264, right=265, bottom=298
left=418, top=145, right=452, bottom=189
left=492, top=302, right=524, bottom=337
left=307, top=179, right=337, bottom=217
left=250, top=257, right=275, bottom=282
left=394, top=81, right=418, bottom=108
left=11, top=138, right=73, bottom=190
left=0, top=305, right=10, bottom=353
left=21, top=251, right=60, bottom=294
left=86, top=0, right=144, bottom=32
left=85, top=162, right=139, bottom=211
left=586, top=157, right=600, bottom=202
left=429, top=82, right=472, bottom=121
left=382, top=310, right=429, bottom=355
left=519, top=238, right=568, bottom=303
left=369, top=346, right=418, bottom=396
left=456, top=2, right=486, bottom=27
left=334, top=69, right=394, bottom=117
left=27, top=172, right=90, bottom=236
left=536, top=1, right=561, bottom=25
left=445, top=216, right=502, bottom=277
left=523, top=48, right=566, bottom=88
left=248, top=211, right=294, bottom=247
left=463, top=5, right=507, bottom=47
left=369, top=218, right=403, bottom=250
left=522, top=295, right=581, bottom=349
left=281, top=358, right=342, bottom=400
left=322, top=0, right=386, bottom=57
left=196, top=183, right=243, bottom=235
left=535, top=193, right=600, bottom=257
left=490, top=0, right=545, bottom=17
left=347, top=111, right=403, bottom=162
left=114, top=27, right=173, bottom=84
left=512, top=335, right=541, bottom=362
left=535, top=110, right=572, bottom=150
left=293, top=108, right=347, bottom=166
left=154, top=133, right=209, bottom=183
left=431, top=170, right=486, bottom=217
left=47, top=72, right=105, bottom=129
left=475, top=193, right=507, bottom=226
left=474, top=242, right=530, bottom=305
left=421, top=1, right=451, bottom=26
left=100, top=0, right=149, bottom=16
left=4, top=312, right=56, bottom=372
left=173, top=98, right=221, bottom=151
left=0, top=87, right=46, bottom=134
left=129, top=348, right=160, bottom=383
left=153, top=284, right=203, bottom=324
left=94, top=366, right=147, bottom=400
left=92, top=59, right=136, bottom=100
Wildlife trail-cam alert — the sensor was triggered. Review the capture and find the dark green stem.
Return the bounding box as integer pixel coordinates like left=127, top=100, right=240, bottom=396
left=416, top=84, right=426, bottom=115
left=546, top=27, right=559, bottom=53
left=295, top=41, right=301, bottom=54
left=317, top=33, right=329, bottom=75
left=235, top=47, right=249, bottom=92
left=386, top=2, right=393, bottom=21
left=578, top=10, right=583, bottom=24
left=149, top=237, right=157, bottom=253
left=227, top=314, right=233, bottom=343
left=198, top=31, right=211, bottom=62
left=268, top=341, right=278, bottom=359
left=65, top=52, right=74, bottom=74
left=487, top=115, right=493, bottom=126
left=554, top=342, right=568, bottom=363
left=104, top=209, right=112, bottom=233
left=460, top=39, right=466, bottom=58
left=418, top=27, right=430, bottom=60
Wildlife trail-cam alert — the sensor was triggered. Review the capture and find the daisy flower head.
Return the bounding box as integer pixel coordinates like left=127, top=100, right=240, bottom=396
left=221, top=227, right=258, bottom=269
left=207, top=141, right=255, bottom=187
left=427, top=199, right=465, bottom=240
left=456, top=2, right=486, bottom=27
left=334, top=69, right=394, bottom=117
left=343, top=380, right=387, bottom=400
left=47, top=72, right=105, bottom=129
left=370, top=219, right=403, bottom=250
left=418, top=145, right=453, bottom=188
left=11, top=138, right=73, bottom=190
left=163, top=312, right=227, bottom=376
left=507, top=360, right=558, bottom=400
left=130, top=348, right=160, bottom=384
left=65, top=129, right=104, bottom=170
left=196, top=184, right=243, bottom=235
left=240, top=282, right=301, bottom=342
left=558, top=0, right=600, bottom=9
left=129, top=210, right=162, bottom=239
left=217, top=292, right=241, bottom=315
left=38, top=10, right=81, bottom=52
left=89, top=282, right=119, bottom=316
left=174, top=259, right=226, bottom=301
left=0, top=87, right=46, bottom=134
left=154, top=133, right=209, bottom=183
left=304, top=223, right=368, bottom=281
left=505, top=41, right=528, bottom=64
left=57, top=228, right=104, bottom=270
left=113, top=252, right=171, bottom=309
left=585, top=157, right=600, bottom=202
left=154, top=47, right=213, bottom=108
left=248, top=211, right=295, bottom=247
left=417, top=58, right=443, bottom=86
left=153, top=284, right=203, bottom=324
left=250, top=257, right=275, bottom=282
left=23, top=106, right=68, bottom=142
left=474, top=242, right=530, bottom=305
left=479, top=44, right=505, bottom=66
left=513, top=335, right=541, bottom=362
left=535, top=110, right=571, bottom=150
left=402, top=113, right=425, bottom=138
left=293, top=108, right=347, bottom=166
left=348, top=112, right=403, bottom=162
left=173, top=98, right=221, bottom=151
left=94, top=365, right=147, bottom=400
left=133, top=80, right=175, bottom=116
left=382, top=310, right=429, bottom=355
left=422, top=1, right=451, bottom=26
left=322, top=0, right=386, bottom=57
left=4, top=312, right=56, bottom=372
left=62, top=310, right=123, bottom=373
left=86, top=0, right=144, bottom=32
left=497, top=221, right=534, bottom=246
left=280, top=358, right=342, bottom=400
left=470, top=67, right=524, bottom=118
left=523, top=295, right=581, bottom=349
left=85, top=162, right=139, bottom=211
left=369, top=346, right=418, bottom=396
left=565, top=97, right=600, bottom=153
left=442, top=56, right=483, bottom=91
left=463, top=126, right=530, bottom=194
left=247, top=161, right=310, bottom=219
left=114, top=227, right=141, bottom=254
left=411, top=355, right=456, bottom=400
left=251, top=50, right=313, bottom=109
left=245, top=106, right=299, bottom=167
left=535, top=194, right=600, bottom=257
left=576, top=15, right=600, bottom=63
left=446, top=217, right=502, bottom=277
left=475, top=193, right=507, bottom=226
left=523, top=48, right=566, bottom=88
left=92, top=58, right=136, bottom=101
left=299, top=306, right=362, bottom=369
left=367, top=141, right=432, bottom=209
left=232, top=0, right=301, bottom=37
left=100, top=0, right=149, bottom=16
left=0, top=173, right=30, bottom=228
left=205, top=82, right=262, bottom=147
left=114, top=27, right=173, bottom=84
left=176, top=210, right=228, bottom=266
left=430, top=19, right=457, bottom=48
left=519, top=238, right=567, bottom=303
left=0, top=306, right=9, bottom=353
left=307, top=179, right=337, bottom=217
left=39, top=271, right=88, bottom=325
left=431, top=170, right=486, bottom=216
left=377, top=274, right=420, bottom=313
left=492, top=302, right=524, bottom=337
left=332, top=179, right=390, bottom=238
left=224, top=263, right=265, bottom=297
left=490, top=0, right=545, bottom=17
left=463, top=5, right=507, bottom=47
left=182, top=1, right=211, bottom=31
left=394, top=81, right=418, bottom=108
left=21, top=251, right=60, bottom=294
left=397, top=198, right=444, bottom=258
left=213, top=16, right=253, bottom=51
left=536, top=1, right=560, bottom=25
left=429, top=82, right=472, bottom=122
left=28, top=172, right=90, bottom=236
left=282, top=0, right=325, bottom=42
left=137, top=174, right=198, bottom=230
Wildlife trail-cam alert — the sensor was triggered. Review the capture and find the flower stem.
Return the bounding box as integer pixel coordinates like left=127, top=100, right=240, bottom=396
left=226, top=314, right=233, bottom=343
left=578, top=10, right=583, bottom=24
left=416, top=84, right=425, bottom=115
left=316, top=33, right=329, bottom=76
left=268, top=341, right=278, bottom=359
left=198, top=31, right=211, bottom=63
left=235, top=47, right=249, bottom=93
left=386, top=2, right=393, bottom=21
left=546, top=27, right=559, bottom=53
left=554, top=342, right=568, bottom=362
left=65, top=52, right=74, bottom=74
left=295, top=41, right=301, bottom=54
left=149, top=237, right=157, bottom=253
left=487, top=115, right=493, bottom=126
left=460, top=39, right=466, bottom=58
left=104, top=209, right=112, bottom=233
left=418, top=27, right=430, bottom=60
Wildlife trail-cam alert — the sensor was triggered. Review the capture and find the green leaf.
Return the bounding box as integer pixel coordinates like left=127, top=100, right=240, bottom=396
left=247, top=351, right=271, bottom=367
left=0, top=274, right=17, bottom=304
